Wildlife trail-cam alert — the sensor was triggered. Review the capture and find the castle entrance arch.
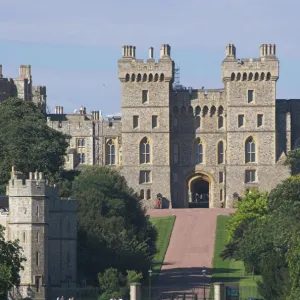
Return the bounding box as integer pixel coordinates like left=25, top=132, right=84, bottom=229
left=186, top=173, right=213, bottom=208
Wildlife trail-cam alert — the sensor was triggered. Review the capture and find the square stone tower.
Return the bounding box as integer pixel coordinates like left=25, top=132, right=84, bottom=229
left=7, top=169, right=49, bottom=300
left=222, top=44, right=280, bottom=206
left=118, top=45, right=174, bottom=207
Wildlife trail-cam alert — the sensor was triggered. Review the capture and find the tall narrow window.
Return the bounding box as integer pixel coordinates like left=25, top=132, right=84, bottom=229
left=36, top=251, right=39, bottom=266
left=245, top=170, right=256, bottom=183
left=218, top=116, right=224, bottom=129
left=36, top=232, right=39, bottom=243
left=82, top=139, right=85, bottom=147
left=220, top=189, right=223, bottom=201
left=173, top=117, right=178, bottom=129
left=245, top=137, right=256, bottom=163
left=219, top=171, right=224, bottom=183
left=218, top=141, right=224, bottom=164
left=140, top=137, right=150, bottom=164
left=81, top=153, right=86, bottom=163
left=77, top=139, right=82, bottom=147
left=194, top=138, right=203, bottom=164
left=248, top=90, right=254, bottom=103
left=140, top=190, right=145, bottom=199
left=173, top=143, right=179, bottom=165
left=146, top=189, right=151, bottom=200
left=36, top=205, right=39, bottom=217
left=133, top=116, right=139, bottom=129
left=238, top=115, right=244, bottom=127
left=139, top=171, right=151, bottom=184
left=35, top=277, right=40, bottom=292
left=257, top=114, right=263, bottom=127
left=23, top=232, right=26, bottom=243
left=106, top=139, right=116, bottom=165
left=142, top=90, right=149, bottom=103
left=152, top=116, right=158, bottom=128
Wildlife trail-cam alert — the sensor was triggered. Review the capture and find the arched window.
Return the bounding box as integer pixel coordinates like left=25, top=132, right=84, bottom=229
left=173, top=143, right=179, bottom=165
left=188, top=106, right=193, bottom=116
left=143, top=74, right=147, bottom=82
left=236, top=73, right=241, bottom=81
left=266, top=72, right=271, bottom=81
left=245, top=137, right=256, bottom=163
left=149, top=73, right=153, bottom=82
left=137, top=73, right=141, bottom=82
left=160, top=73, right=164, bottom=81
left=210, top=106, right=216, bottom=116
left=77, top=139, right=82, bottom=147
left=154, top=73, right=159, bottom=82
left=218, top=106, right=224, bottom=116
left=146, top=189, right=151, bottom=200
left=81, top=153, right=86, bottom=163
left=218, top=141, right=224, bottom=164
left=242, top=72, right=247, bottom=81
left=36, top=251, right=39, bottom=266
left=254, top=72, right=259, bottom=81
left=106, top=139, right=115, bottom=165
left=260, top=72, right=265, bottom=81
left=131, top=74, right=136, bottom=82
left=140, top=137, right=150, bottom=164
left=231, top=73, right=235, bottom=81
left=218, top=116, right=224, bottom=129
left=203, top=106, right=208, bottom=117
left=195, top=106, right=201, bottom=116
left=125, top=74, right=130, bottom=82
left=248, top=73, right=253, bottom=81
left=194, top=138, right=204, bottom=164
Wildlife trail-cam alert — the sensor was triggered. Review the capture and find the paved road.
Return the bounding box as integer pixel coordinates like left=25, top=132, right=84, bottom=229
left=148, top=208, right=235, bottom=299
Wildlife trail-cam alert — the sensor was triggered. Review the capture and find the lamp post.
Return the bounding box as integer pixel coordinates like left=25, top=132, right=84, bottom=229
left=148, top=267, right=153, bottom=300
left=202, top=268, right=206, bottom=300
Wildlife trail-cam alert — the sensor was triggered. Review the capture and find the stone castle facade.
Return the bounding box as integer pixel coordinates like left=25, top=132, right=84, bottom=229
left=2, top=43, right=299, bottom=209
left=0, top=168, right=77, bottom=300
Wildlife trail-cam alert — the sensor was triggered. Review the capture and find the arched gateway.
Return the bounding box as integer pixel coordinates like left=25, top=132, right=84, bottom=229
left=186, top=172, right=214, bottom=208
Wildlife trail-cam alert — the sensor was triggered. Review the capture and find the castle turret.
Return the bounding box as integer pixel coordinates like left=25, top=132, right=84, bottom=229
left=7, top=168, right=49, bottom=300
left=118, top=44, right=174, bottom=207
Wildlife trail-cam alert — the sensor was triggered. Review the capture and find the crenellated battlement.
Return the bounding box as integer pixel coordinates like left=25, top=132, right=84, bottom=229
left=222, top=43, right=279, bottom=83
left=118, top=44, right=174, bottom=83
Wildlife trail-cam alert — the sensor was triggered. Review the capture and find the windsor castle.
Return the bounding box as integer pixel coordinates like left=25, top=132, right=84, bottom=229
left=0, top=43, right=299, bottom=299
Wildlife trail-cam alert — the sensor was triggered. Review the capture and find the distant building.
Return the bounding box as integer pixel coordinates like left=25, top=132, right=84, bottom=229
left=0, top=168, right=77, bottom=300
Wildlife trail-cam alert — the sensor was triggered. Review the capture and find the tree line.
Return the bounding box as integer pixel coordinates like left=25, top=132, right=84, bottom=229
left=222, top=150, right=300, bottom=300
left=0, top=98, right=156, bottom=299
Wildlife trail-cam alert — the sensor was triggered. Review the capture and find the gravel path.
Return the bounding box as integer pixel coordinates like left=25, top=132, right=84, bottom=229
left=148, top=208, right=235, bottom=299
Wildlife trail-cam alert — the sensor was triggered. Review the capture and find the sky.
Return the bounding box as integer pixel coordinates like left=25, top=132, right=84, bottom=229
left=0, top=0, right=299, bottom=116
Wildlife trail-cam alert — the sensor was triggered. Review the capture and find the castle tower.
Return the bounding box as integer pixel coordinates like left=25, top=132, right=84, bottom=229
left=118, top=45, right=174, bottom=207
left=222, top=44, right=279, bottom=207
left=7, top=168, right=49, bottom=300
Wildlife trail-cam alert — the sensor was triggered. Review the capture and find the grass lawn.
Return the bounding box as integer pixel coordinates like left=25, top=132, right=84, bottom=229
left=150, top=215, right=176, bottom=280
left=210, top=215, right=262, bottom=299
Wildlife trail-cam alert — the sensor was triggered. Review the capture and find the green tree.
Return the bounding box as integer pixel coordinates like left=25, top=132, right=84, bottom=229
left=0, top=225, right=26, bottom=299
left=72, top=166, right=157, bottom=283
left=126, top=270, right=143, bottom=284
left=0, top=97, right=69, bottom=192
left=285, top=149, right=300, bottom=175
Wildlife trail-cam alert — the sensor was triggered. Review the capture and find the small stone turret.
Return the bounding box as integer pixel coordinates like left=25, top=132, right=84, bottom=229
left=122, top=45, right=136, bottom=58
left=260, top=43, right=276, bottom=58
left=19, top=64, right=32, bottom=80
left=225, top=43, right=236, bottom=59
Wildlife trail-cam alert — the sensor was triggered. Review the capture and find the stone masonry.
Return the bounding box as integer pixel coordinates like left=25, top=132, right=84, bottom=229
left=1, top=43, right=299, bottom=209
left=1, top=168, right=77, bottom=300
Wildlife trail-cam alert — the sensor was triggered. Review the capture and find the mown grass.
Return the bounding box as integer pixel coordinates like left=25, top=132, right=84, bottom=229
left=210, top=215, right=262, bottom=299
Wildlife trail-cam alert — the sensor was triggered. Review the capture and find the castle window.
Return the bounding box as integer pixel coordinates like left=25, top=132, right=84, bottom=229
left=245, top=170, right=256, bottom=183
left=80, top=153, right=86, bottom=164
left=195, top=116, right=201, bottom=129
left=109, top=121, right=113, bottom=127
left=238, top=114, right=244, bottom=127
left=219, top=171, right=224, bottom=183
left=82, top=139, right=85, bottom=147
left=242, top=73, right=247, bottom=81
left=133, top=116, right=139, bottom=129
left=248, top=73, right=253, bottom=81
left=248, top=90, right=254, bottom=103
left=140, top=189, right=145, bottom=199
left=188, top=106, right=193, bottom=116
left=220, top=189, right=223, bottom=201
left=154, top=73, right=159, bottom=82
left=236, top=73, right=241, bottom=81
left=131, top=74, right=136, bottom=82
left=35, top=276, right=40, bottom=292
left=195, top=106, right=201, bottom=116
left=152, top=116, right=158, bottom=128
left=194, top=138, right=203, bottom=164
left=245, top=137, right=256, bottom=163
left=210, top=106, right=216, bottom=117
left=37, top=232, right=39, bottom=243
left=139, top=171, right=151, bottom=184
left=260, top=73, right=265, bottom=81
left=231, top=73, right=235, bottom=81
left=218, top=116, right=224, bottom=129
left=36, top=205, right=39, bottom=217
left=125, top=74, right=130, bottom=82
left=143, top=74, right=147, bottom=82
left=142, top=90, right=149, bottom=103
left=218, top=141, right=224, bottom=164
left=23, top=232, right=26, bottom=243
left=36, top=251, right=39, bottom=266
left=266, top=72, right=271, bottom=81
left=257, top=114, right=263, bottom=127
left=254, top=72, right=259, bottom=81
left=140, top=137, right=151, bottom=164
left=173, top=143, right=179, bottom=165
left=203, top=106, right=208, bottom=117
left=160, top=73, right=164, bottom=81
left=173, top=117, right=178, bottom=129
left=137, top=73, right=141, bottom=82
left=106, top=139, right=116, bottom=165
left=148, top=74, right=153, bottom=82
left=146, top=189, right=151, bottom=200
